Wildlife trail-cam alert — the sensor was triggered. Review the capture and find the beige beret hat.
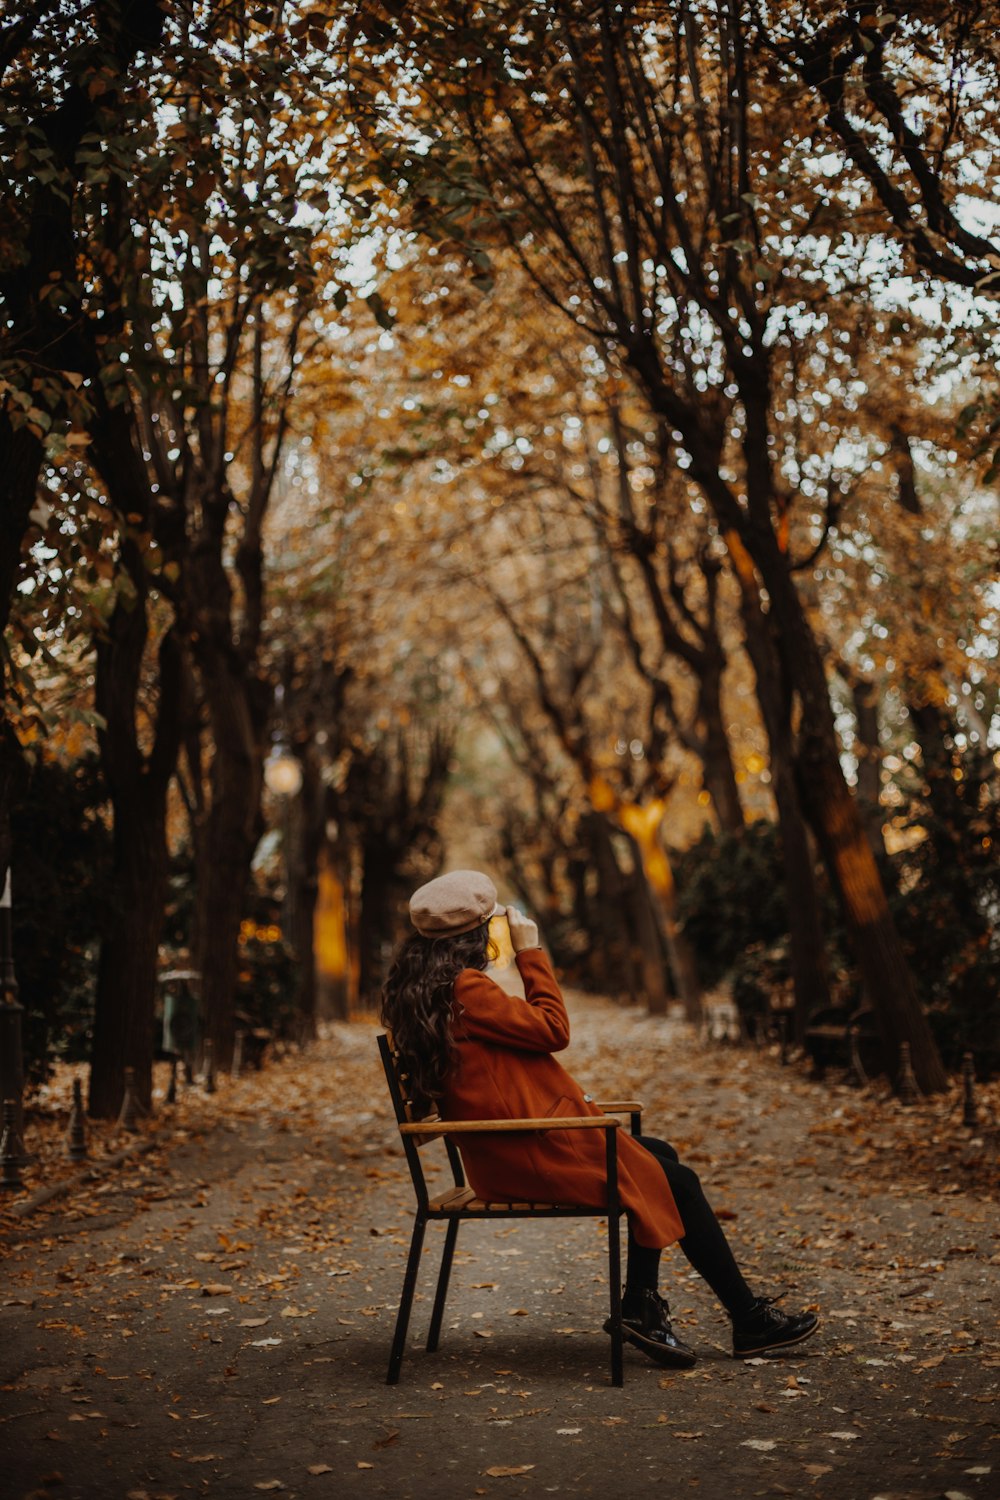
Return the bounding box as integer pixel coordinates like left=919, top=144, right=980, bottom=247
left=409, top=869, right=502, bottom=938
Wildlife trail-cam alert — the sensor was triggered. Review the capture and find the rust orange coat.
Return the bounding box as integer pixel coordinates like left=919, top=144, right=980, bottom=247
left=441, top=949, right=684, bottom=1249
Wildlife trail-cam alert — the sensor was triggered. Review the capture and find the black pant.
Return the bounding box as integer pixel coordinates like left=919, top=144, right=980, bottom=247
left=626, top=1135, right=755, bottom=1319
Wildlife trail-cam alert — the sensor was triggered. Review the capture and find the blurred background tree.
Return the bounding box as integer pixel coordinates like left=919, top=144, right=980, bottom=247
left=2, top=0, right=997, bottom=1105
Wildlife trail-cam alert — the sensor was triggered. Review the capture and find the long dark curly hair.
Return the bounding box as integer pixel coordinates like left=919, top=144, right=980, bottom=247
left=380, top=923, right=493, bottom=1116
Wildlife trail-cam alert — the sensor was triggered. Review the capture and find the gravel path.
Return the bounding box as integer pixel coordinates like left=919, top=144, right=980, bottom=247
left=2, top=986, right=997, bottom=1500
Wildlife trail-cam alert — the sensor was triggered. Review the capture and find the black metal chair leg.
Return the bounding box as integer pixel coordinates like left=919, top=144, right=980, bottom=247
left=605, top=1127, right=624, bottom=1387
left=426, top=1217, right=460, bottom=1353
left=607, top=1217, right=623, bottom=1387
left=386, top=1212, right=426, bottom=1384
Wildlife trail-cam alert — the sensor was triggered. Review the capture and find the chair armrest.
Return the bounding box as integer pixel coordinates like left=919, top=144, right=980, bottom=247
left=595, top=1100, right=643, bottom=1137
left=399, top=1115, right=620, bottom=1136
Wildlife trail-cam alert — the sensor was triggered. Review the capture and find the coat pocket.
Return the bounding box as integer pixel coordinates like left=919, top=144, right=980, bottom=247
left=543, top=1094, right=573, bottom=1118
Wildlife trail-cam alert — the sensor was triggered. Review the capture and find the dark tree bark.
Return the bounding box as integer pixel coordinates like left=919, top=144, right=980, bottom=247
left=727, top=560, right=832, bottom=1041
left=580, top=811, right=643, bottom=1005
left=0, top=0, right=166, bottom=878
left=357, top=844, right=402, bottom=1008
left=84, top=345, right=187, bottom=1118
left=697, top=651, right=745, bottom=837
left=755, top=537, right=948, bottom=1090
left=285, top=744, right=324, bottom=1041
left=190, top=634, right=269, bottom=1070
left=626, top=862, right=671, bottom=1018
left=345, top=732, right=455, bottom=1006
left=89, top=609, right=184, bottom=1119
left=849, top=674, right=884, bottom=856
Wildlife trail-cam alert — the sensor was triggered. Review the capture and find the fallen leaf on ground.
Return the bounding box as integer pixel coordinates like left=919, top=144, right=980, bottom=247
left=740, top=1439, right=776, bottom=1452
left=200, top=1284, right=232, bottom=1297
left=483, top=1466, right=536, bottom=1478
left=827, top=1431, right=861, bottom=1441
left=253, top=1484, right=284, bottom=1493
left=280, top=1306, right=312, bottom=1319
left=239, top=1318, right=269, bottom=1328
left=307, top=1464, right=333, bottom=1474
left=357, top=1462, right=374, bottom=1470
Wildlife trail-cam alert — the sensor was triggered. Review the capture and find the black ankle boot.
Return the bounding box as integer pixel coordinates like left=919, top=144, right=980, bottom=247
left=604, top=1289, right=697, bottom=1368
left=732, top=1295, right=819, bottom=1358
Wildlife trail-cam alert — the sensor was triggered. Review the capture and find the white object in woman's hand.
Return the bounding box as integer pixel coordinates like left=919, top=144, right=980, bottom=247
left=505, top=905, right=540, bottom=953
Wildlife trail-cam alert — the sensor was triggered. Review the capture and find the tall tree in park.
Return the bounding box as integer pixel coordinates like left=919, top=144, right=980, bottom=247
left=4, top=5, right=350, bottom=1109
left=749, top=1, right=1000, bottom=295
left=468, top=520, right=704, bottom=1021
left=376, top=259, right=752, bottom=835
left=351, top=0, right=954, bottom=1087
left=89, top=6, right=347, bottom=1084
left=0, top=0, right=166, bottom=877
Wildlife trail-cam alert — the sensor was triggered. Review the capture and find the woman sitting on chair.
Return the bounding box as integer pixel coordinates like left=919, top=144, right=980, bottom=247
left=380, top=869, right=819, bottom=1368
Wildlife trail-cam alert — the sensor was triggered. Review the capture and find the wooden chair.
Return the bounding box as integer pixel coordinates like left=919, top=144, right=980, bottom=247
left=378, top=1031, right=645, bottom=1387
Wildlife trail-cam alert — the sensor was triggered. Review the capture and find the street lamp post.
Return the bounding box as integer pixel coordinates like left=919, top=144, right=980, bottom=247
left=0, top=868, right=25, bottom=1145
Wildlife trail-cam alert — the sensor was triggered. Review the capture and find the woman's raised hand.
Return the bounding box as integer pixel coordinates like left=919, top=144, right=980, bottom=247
left=505, top=905, right=540, bottom=953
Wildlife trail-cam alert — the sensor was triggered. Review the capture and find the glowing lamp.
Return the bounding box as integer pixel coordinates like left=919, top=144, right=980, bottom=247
left=264, top=748, right=303, bottom=797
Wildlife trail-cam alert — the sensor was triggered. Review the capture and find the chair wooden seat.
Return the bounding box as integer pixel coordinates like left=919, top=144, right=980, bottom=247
left=378, top=1031, right=645, bottom=1387
left=427, top=1185, right=587, bottom=1214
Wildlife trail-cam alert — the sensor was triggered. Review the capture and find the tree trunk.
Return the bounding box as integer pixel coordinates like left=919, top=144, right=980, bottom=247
left=851, top=676, right=884, bottom=855
left=619, top=804, right=702, bottom=1023
left=357, top=843, right=401, bottom=1006
left=89, top=608, right=183, bottom=1118
left=760, top=556, right=948, bottom=1092
left=697, top=655, right=745, bottom=835
left=193, top=732, right=263, bottom=1070
left=89, top=794, right=171, bottom=1118
left=286, top=748, right=323, bottom=1041
left=906, top=696, right=986, bottom=936
left=620, top=833, right=670, bottom=1017
left=582, top=811, right=640, bottom=1003
left=655, top=890, right=702, bottom=1025
left=0, top=423, right=46, bottom=886
left=736, top=598, right=832, bottom=1041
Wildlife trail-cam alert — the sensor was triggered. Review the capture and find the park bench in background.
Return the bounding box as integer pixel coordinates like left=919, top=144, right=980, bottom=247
left=803, top=1003, right=884, bottom=1080
left=378, top=1032, right=644, bottom=1387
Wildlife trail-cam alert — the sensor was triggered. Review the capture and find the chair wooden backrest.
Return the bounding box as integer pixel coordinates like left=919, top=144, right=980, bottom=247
left=378, top=1030, right=645, bottom=1387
